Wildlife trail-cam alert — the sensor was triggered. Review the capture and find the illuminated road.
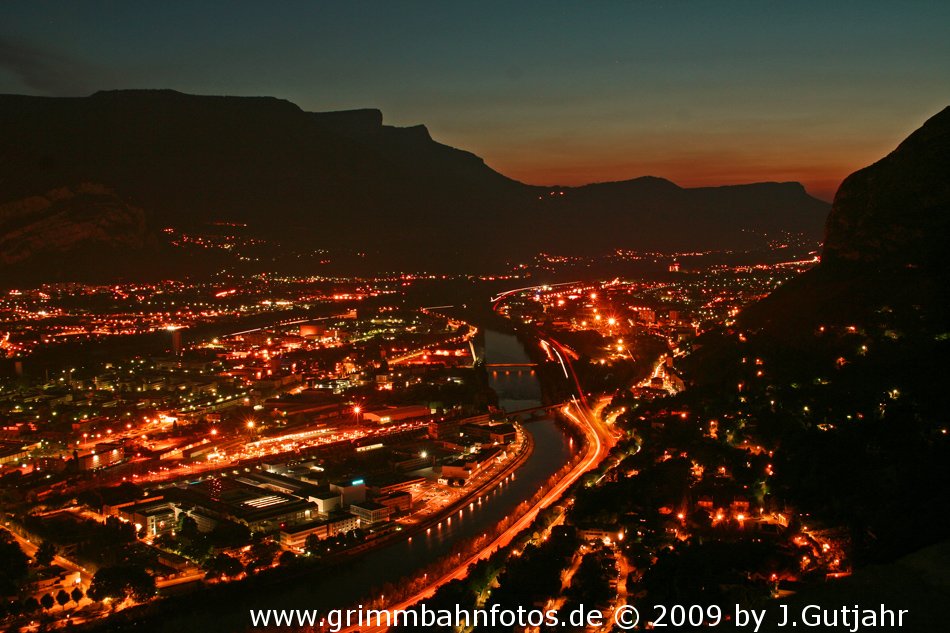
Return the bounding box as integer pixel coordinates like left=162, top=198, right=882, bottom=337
left=339, top=344, right=618, bottom=633
left=336, top=291, right=617, bottom=632
left=489, top=281, right=582, bottom=307
left=637, top=352, right=678, bottom=395
left=386, top=318, right=478, bottom=366
left=4, top=528, right=90, bottom=593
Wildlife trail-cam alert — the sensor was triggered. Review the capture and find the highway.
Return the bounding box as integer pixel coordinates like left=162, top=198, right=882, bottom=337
left=335, top=289, right=619, bottom=632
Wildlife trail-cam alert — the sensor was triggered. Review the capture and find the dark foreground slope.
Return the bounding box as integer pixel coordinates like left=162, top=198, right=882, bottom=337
left=688, top=106, right=950, bottom=565
left=0, top=90, right=827, bottom=281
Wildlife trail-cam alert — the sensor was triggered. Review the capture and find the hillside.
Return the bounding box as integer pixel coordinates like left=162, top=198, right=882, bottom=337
left=685, top=105, right=950, bottom=563
left=742, top=105, right=950, bottom=335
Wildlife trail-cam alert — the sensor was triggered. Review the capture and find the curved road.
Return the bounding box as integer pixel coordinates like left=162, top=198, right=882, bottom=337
left=338, top=336, right=618, bottom=633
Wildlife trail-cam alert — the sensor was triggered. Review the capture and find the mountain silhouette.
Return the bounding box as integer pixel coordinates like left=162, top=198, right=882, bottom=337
left=0, top=89, right=829, bottom=279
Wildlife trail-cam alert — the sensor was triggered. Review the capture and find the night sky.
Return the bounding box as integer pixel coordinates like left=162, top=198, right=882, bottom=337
left=2, top=1, right=948, bottom=200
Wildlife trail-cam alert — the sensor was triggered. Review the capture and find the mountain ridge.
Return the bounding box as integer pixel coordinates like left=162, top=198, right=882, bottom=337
left=0, top=90, right=830, bottom=279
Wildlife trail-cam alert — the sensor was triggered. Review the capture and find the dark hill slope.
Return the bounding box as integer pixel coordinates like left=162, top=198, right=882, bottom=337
left=741, top=105, right=950, bottom=335
left=685, top=106, right=950, bottom=563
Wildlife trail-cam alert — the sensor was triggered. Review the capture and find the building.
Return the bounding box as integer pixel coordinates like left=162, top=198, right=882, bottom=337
left=308, top=490, right=342, bottom=516
left=237, top=471, right=321, bottom=498
left=0, top=441, right=30, bottom=466
left=299, top=323, right=326, bottom=339
left=428, top=417, right=465, bottom=440
left=486, top=422, right=517, bottom=444
left=452, top=420, right=518, bottom=446
left=349, top=500, right=391, bottom=527
left=389, top=449, right=432, bottom=472
left=278, top=514, right=359, bottom=551
left=184, top=510, right=220, bottom=533
left=77, top=442, right=124, bottom=470
left=329, top=479, right=366, bottom=507
left=362, top=405, right=431, bottom=424
left=119, top=499, right=176, bottom=537
left=164, top=478, right=316, bottom=533
left=367, top=475, right=425, bottom=496
left=577, top=524, right=623, bottom=544
left=439, top=446, right=504, bottom=485
left=34, top=565, right=81, bottom=593
left=375, top=491, right=412, bottom=515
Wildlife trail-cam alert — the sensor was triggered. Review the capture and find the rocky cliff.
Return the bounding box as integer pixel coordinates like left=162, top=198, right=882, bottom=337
left=823, top=106, right=950, bottom=268
left=734, top=106, right=950, bottom=335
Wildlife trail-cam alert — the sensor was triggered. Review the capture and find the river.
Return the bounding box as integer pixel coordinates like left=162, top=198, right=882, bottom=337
left=275, top=329, right=575, bottom=604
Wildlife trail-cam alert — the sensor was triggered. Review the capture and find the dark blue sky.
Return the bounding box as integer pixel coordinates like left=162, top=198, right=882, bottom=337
left=2, top=1, right=948, bottom=199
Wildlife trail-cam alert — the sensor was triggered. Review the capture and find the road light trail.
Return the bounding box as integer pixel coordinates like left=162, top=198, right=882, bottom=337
left=339, top=337, right=618, bottom=633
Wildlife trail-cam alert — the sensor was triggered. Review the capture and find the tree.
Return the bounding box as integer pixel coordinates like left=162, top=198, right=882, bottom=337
left=177, top=514, right=200, bottom=541
left=103, top=516, right=136, bottom=543
left=0, top=532, right=29, bottom=595
left=249, top=540, right=279, bottom=560
left=88, top=565, right=156, bottom=603
left=7, top=600, right=23, bottom=618
left=70, top=587, right=84, bottom=604
left=22, top=597, right=40, bottom=613
left=244, top=558, right=269, bottom=575
left=179, top=537, right=212, bottom=562
left=207, top=521, right=251, bottom=549
left=304, top=533, right=322, bottom=556
left=40, top=593, right=55, bottom=611
left=155, top=533, right=176, bottom=549
left=56, top=589, right=70, bottom=609
left=246, top=540, right=278, bottom=572
left=278, top=550, right=297, bottom=566
left=202, top=553, right=243, bottom=579
left=35, top=540, right=57, bottom=567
